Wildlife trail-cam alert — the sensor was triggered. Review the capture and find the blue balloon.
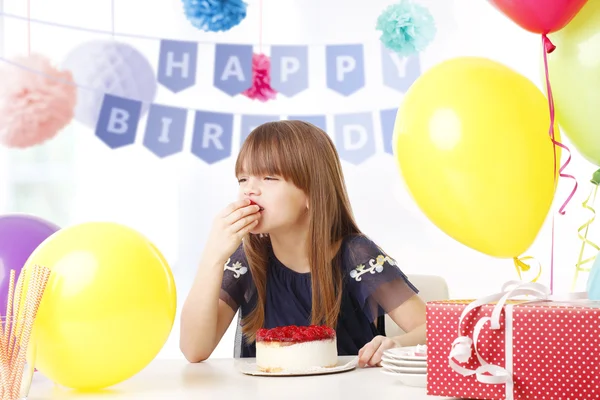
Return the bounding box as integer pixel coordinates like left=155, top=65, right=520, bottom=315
left=586, top=251, right=600, bottom=300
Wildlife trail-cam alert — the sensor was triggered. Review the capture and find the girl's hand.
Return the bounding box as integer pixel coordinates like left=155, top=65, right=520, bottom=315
left=201, top=199, right=261, bottom=265
left=357, top=335, right=400, bottom=367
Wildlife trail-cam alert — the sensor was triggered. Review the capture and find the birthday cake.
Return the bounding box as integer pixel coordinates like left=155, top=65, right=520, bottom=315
left=255, top=325, right=338, bottom=372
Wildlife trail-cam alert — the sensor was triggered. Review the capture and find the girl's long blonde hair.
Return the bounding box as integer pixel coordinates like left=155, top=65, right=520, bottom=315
left=235, top=120, right=361, bottom=342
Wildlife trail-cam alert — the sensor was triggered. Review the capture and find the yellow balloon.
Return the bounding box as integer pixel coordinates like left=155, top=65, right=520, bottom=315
left=547, top=0, right=600, bottom=166
left=22, top=222, right=176, bottom=390
left=393, top=57, right=559, bottom=258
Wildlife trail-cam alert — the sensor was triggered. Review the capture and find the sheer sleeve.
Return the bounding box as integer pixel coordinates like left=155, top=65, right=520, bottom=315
left=219, top=244, right=252, bottom=312
left=343, top=235, right=419, bottom=322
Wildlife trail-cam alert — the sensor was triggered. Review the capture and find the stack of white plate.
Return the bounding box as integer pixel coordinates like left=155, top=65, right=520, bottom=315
left=380, top=345, right=427, bottom=387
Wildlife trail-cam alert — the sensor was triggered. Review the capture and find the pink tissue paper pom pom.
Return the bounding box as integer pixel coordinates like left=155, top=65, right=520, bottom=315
left=242, top=53, right=277, bottom=102
left=0, top=54, right=77, bottom=148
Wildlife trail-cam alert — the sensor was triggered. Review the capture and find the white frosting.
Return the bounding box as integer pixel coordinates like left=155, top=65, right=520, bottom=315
left=256, top=338, right=338, bottom=371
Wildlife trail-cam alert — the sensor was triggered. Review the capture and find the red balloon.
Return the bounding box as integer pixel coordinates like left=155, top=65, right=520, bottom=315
left=489, top=0, right=588, bottom=34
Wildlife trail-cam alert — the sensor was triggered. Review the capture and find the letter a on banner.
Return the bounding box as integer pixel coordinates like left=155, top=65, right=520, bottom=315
left=143, top=104, right=188, bottom=158
left=326, top=44, right=365, bottom=96
left=333, top=113, right=375, bottom=165
left=158, top=40, right=199, bottom=93
left=95, top=94, right=141, bottom=149
left=381, top=44, right=421, bottom=92
left=191, top=111, right=234, bottom=164
left=214, top=44, right=253, bottom=96
left=270, top=45, right=309, bottom=97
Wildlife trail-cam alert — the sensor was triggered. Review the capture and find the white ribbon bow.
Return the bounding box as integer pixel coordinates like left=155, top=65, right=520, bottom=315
left=448, top=280, right=587, bottom=385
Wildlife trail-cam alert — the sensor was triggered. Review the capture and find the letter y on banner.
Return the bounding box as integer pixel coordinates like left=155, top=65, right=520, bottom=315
left=96, top=94, right=141, bottom=149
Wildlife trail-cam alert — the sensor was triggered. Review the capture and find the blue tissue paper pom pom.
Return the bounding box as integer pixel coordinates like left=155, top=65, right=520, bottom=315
left=376, top=0, right=436, bottom=56
left=182, top=0, right=248, bottom=32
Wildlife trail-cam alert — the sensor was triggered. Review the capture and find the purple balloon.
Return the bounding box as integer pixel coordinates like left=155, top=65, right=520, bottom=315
left=0, top=214, right=59, bottom=316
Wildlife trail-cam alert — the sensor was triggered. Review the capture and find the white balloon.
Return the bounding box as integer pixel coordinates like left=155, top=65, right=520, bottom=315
left=62, top=40, right=157, bottom=129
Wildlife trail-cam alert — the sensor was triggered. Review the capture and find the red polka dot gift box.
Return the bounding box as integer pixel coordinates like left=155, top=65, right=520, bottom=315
left=426, top=281, right=600, bottom=400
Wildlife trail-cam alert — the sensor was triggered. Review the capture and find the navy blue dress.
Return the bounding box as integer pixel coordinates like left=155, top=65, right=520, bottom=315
left=219, top=234, right=419, bottom=358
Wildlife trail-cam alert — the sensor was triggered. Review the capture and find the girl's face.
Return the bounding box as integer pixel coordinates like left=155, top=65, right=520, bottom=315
left=237, top=172, right=309, bottom=234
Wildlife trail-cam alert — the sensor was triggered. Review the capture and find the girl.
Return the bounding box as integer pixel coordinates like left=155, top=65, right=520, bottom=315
left=180, top=120, right=426, bottom=367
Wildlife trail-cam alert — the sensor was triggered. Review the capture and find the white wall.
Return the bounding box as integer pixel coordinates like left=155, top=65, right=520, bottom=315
left=1, top=0, right=597, bottom=361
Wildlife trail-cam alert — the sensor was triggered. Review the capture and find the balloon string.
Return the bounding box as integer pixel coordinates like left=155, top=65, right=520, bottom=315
left=542, top=34, right=578, bottom=215
left=258, top=0, right=263, bottom=52
left=513, top=256, right=542, bottom=283
left=111, top=0, right=115, bottom=38
left=571, top=175, right=600, bottom=291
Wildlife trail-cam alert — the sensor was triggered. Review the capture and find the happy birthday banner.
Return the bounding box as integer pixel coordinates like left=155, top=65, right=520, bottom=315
left=97, top=95, right=399, bottom=165
left=156, top=40, right=421, bottom=96
left=92, top=39, right=420, bottom=165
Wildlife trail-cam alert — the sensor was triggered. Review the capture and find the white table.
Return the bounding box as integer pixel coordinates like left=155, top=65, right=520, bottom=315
left=26, top=356, right=457, bottom=399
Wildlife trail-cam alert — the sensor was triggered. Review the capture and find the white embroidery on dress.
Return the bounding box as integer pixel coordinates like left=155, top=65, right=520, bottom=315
left=224, top=258, right=248, bottom=279
left=349, top=255, right=396, bottom=281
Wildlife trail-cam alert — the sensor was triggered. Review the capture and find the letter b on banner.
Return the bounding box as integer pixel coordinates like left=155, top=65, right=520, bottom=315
left=95, top=94, right=141, bottom=148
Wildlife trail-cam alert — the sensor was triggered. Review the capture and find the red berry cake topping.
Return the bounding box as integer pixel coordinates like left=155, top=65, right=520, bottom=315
left=256, top=325, right=336, bottom=343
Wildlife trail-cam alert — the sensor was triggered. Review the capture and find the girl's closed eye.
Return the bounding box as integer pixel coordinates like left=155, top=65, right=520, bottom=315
left=264, top=176, right=278, bottom=181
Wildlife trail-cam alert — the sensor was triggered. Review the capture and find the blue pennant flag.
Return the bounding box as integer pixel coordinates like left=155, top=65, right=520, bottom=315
left=213, top=44, right=253, bottom=96
left=191, top=111, right=234, bottom=164
left=326, top=44, right=365, bottom=96
left=95, top=94, right=141, bottom=149
left=270, top=45, right=309, bottom=97
left=143, top=104, right=188, bottom=158
left=381, top=44, right=421, bottom=92
left=157, top=40, right=199, bottom=93
left=333, top=113, right=375, bottom=165
left=380, top=109, right=398, bottom=155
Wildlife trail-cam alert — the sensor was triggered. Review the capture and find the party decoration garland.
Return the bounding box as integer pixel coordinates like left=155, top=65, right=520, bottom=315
left=0, top=54, right=76, bottom=148
left=182, top=0, right=248, bottom=32
left=376, top=0, right=436, bottom=56
left=242, top=53, right=277, bottom=102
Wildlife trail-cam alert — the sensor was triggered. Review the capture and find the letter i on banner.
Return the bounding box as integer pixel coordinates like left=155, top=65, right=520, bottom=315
left=325, top=44, right=365, bottom=96
left=381, top=44, right=421, bottom=92
left=214, top=44, right=253, bottom=96
left=158, top=40, right=199, bottom=92
left=288, top=115, right=327, bottom=132
left=333, top=113, right=375, bottom=165
left=95, top=94, right=141, bottom=148
left=143, top=104, right=188, bottom=158
left=240, top=115, right=281, bottom=145
left=191, top=111, right=234, bottom=164
left=270, top=46, right=309, bottom=97
left=380, top=109, right=397, bottom=155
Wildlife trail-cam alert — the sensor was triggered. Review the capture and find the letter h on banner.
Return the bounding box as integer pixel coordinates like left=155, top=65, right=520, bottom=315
left=158, top=40, right=199, bottom=93
left=95, top=94, right=141, bottom=148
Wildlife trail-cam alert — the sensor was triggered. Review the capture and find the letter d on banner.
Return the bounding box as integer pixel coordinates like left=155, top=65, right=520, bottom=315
left=96, top=94, right=141, bottom=148
left=333, top=113, right=375, bottom=165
